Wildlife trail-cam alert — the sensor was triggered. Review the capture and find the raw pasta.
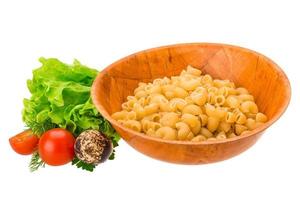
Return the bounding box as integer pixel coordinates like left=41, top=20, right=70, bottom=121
left=112, top=65, right=268, bottom=141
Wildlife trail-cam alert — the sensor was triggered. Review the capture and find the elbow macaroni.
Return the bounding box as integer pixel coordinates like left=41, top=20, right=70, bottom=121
left=111, top=65, right=268, bottom=141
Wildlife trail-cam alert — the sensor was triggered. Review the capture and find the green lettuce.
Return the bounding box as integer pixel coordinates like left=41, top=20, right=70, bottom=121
left=23, top=57, right=120, bottom=171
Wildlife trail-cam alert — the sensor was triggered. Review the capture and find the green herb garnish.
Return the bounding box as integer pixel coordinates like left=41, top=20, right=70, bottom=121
left=72, top=157, right=95, bottom=172
left=29, top=152, right=45, bottom=172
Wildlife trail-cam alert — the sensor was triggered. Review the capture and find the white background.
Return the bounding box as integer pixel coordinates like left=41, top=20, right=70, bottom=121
left=0, top=0, right=299, bottom=199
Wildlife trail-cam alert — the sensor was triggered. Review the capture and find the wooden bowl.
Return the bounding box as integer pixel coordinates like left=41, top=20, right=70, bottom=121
left=91, top=43, right=291, bottom=164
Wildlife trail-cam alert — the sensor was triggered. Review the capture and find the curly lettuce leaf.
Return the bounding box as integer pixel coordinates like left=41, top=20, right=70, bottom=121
left=23, top=58, right=120, bottom=171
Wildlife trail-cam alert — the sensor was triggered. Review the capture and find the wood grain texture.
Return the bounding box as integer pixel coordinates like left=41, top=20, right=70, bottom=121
left=91, top=43, right=291, bottom=164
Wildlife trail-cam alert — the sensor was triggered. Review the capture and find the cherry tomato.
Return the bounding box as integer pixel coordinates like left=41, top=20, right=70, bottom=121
left=9, top=130, right=39, bottom=155
left=38, top=128, right=75, bottom=166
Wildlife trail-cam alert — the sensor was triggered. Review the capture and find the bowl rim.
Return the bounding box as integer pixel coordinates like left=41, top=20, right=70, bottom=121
left=92, top=42, right=291, bottom=145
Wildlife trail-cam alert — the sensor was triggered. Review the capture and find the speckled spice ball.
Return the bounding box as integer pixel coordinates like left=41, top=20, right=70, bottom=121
left=74, top=130, right=112, bottom=165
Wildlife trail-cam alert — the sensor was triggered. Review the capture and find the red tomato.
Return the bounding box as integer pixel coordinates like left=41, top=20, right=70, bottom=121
left=9, top=130, right=39, bottom=155
left=38, top=128, right=75, bottom=166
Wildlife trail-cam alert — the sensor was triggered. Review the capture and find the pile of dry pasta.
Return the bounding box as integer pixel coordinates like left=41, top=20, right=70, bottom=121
left=112, top=65, right=267, bottom=142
